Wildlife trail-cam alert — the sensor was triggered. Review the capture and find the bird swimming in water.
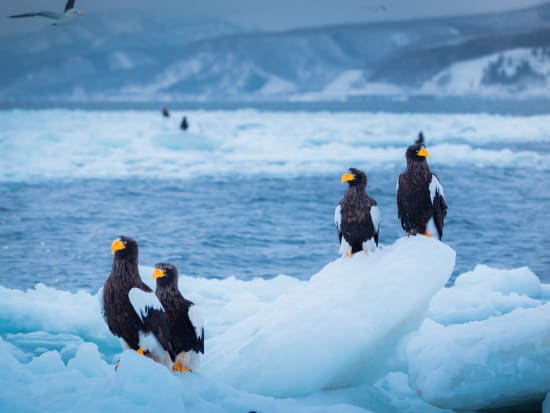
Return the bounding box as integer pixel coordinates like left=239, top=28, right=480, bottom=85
left=8, top=0, right=84, bottom=25
left=180, top=116, right=189, bottom=131
left=335, top=167, right=380, bottom=257
left=152, top=263, right=204, bottom=372
left=396, top=139, right=448, bottom=239
left=101, top=236, right=174, bottom=368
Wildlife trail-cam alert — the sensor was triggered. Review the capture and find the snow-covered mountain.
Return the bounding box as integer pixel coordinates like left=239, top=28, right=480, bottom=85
left=1, top=4, right=550, bottom=102
left=421, top=47, right=550, bottom=97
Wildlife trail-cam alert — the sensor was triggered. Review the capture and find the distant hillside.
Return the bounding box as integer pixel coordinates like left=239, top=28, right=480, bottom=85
left=1, top=3, right=550, bottom=102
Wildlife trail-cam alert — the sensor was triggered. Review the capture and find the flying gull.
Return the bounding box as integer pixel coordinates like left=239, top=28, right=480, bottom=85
left=8, top=0, right=84, bottom=25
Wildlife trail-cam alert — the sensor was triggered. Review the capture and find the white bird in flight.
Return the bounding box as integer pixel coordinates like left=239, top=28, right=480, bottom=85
left=8, top=0, right=84, bottom=25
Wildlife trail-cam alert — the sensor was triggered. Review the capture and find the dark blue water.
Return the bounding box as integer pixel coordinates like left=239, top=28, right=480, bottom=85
left=1, top=165, right=549, bottom=291
left=4, top=97, right=550, bottom=115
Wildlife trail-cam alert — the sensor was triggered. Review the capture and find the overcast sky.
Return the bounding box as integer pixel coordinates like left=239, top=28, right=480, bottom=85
left=1, top=0, right=548, bottom=37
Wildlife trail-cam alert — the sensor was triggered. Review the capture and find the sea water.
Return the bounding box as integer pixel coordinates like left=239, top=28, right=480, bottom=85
left=0, top=109, right=548, bottom=290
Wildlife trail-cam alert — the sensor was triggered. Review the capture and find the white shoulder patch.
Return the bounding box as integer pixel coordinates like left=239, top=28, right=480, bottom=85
left=339, top=238, right=352, bottom=256
left=334, top=204, right=342, bottom=232
left=128, top=287, right=165, bottom=323
left=188, top=305, right=204, bottom=341
left=370, top=205, right=380, bottom=232
left=429, top=175, right=445, bottom=203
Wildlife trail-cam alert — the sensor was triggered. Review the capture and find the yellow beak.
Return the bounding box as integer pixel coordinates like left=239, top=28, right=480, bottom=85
left=341, top=172, right=355, bottom=183
left=111, top=239, right=125, bottom=253
left=417, top=147, right=429, bottom=158
left=152, top=268, right=166, bottom=279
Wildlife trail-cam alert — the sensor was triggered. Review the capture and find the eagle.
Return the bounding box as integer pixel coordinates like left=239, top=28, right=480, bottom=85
left=335, top=168, right=380, bottom=257
left=101, top=236, right=174, bottom=367
left=153, top=263, right=204, bottom=372
left=397, top=141, right=448, bottom=239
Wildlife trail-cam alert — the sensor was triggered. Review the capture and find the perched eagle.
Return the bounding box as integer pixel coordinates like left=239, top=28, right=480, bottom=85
left=153, top=263, right=204, bottom=372
left=396, top=141, right=448, bottom=239
left=101, top=236, right=174, bottom=367
left=335, top=168, right=380, bottom=257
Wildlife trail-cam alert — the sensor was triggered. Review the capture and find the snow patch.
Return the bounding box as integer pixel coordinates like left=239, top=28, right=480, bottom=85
left=422, top=48, right=550, bottom=98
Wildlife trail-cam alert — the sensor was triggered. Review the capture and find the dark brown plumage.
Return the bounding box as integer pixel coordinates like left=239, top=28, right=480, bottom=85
left=397, top=143, right=448, bottom=239
left=153, top=263, right=204, bottom=372
left=335, top=168, right=380, bottom=256
left=180, top=116, right=188, bottom=131
left=101, top=236, right=174, bottom=364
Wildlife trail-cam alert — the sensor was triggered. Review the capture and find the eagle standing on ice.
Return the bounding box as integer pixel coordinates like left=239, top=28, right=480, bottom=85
left=152, top=263, right=204, bottom=372
left=335, top=168, right=380, bottom=257
left=101, top=236, right=174, bottom=367
left=396, top=136, right=448, bottom=239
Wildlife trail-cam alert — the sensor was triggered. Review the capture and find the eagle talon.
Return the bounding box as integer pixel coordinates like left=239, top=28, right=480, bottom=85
left=424, top=231, right=432, bottom=237
left=347, top=251, right=353, bottom=258
left=136, top=347, right=145, bottom=355
left=172, top=362, right=191, bottom=373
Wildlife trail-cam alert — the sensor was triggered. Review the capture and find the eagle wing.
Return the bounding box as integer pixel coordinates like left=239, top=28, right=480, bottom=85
left=334, top=204, right=342, bottom=243
left=128, top=287, right=173, bottom=357
left=429, top=175, right=448, bottom=240
left=396, top=175, right=407, bottom=230
left=9, top=11, right=62, bottom=19
left=65, top=0, right=76, bottom=12
left=188, top=305, right=205, bottom=354
left=369, top=203, right=380, bottom=246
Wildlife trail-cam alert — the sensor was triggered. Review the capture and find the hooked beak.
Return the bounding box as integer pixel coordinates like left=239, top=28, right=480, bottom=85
left=341, top=172, right=355, bottom=183
left=417, top=147, right=429, bottom=158
left=111, top=239, right=125, bottom=253
left=152, top=268, right=166, bottom=279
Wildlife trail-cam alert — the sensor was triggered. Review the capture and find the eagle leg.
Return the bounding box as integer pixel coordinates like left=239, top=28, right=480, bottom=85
left=347, top=251, right=353, bottom=258
left=424, top=231, right=432, bottom=237
left=172, top=361, right=191, bottom=373
left=136, top=347, right=145, bottom=355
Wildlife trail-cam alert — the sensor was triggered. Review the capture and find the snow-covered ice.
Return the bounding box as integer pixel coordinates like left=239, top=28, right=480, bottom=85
left=408, top=264, right=550, bottom=411
left=0, top=236, right=548, bottom=412
left=206, top=236, right=454, bottom=397
left=408, top=305, right=550, bottom=411
left=0, top=109, right=549, bottom=182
